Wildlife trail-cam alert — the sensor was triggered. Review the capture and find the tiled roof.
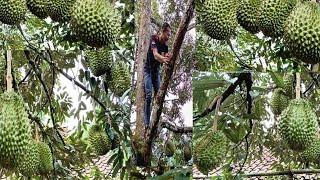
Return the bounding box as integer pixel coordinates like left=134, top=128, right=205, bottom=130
left=71, top=152, right=115, bottom=179
left=193, top=147, right=320, bottom=179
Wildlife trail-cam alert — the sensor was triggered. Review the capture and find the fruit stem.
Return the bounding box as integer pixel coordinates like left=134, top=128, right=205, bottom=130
left=213, top=95, right=222, bottom=132
left=295, top=73, right=300, bottom=99
left=6, top=50, right=13, bottom=92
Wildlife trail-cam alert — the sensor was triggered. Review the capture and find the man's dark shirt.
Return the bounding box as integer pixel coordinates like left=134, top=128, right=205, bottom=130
left=144, top=35, right=168, bottom=71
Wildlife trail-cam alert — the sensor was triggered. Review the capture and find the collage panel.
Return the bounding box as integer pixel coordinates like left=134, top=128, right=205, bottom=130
left=1, top=0, right=136, bottom=179
left=193, top=72, right=320, bottom=179
left=132, top=0, right=194, bottom=179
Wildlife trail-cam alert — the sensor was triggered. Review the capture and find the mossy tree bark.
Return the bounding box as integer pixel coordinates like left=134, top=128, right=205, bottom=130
left=134, top=0, right=151, bottom=134
left=133, top=0, right=151, bottom=167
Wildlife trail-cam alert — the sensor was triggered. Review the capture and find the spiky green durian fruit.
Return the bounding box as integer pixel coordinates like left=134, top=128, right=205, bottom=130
left=85, top=48, right=112, bottom=77
left=300, top=139, right=320, bottom=164
left=18, top=140, right=40, bottom=177
left=196, top=0, right=238, bottom=40
left=109, top=62, right=130, bottom=97
left=284, top=2, right=320, bottom=64
left=271, top=88, right=289, bottom=115
left=0, top=0, right=27, bottom=25
left=183, top=143, right=192, bottom=162
left=37, top=141, right=53, bottom=174
left=70, top=0, right=121, bottom=48
left=279, top=99, right=318, bottom=151
left=47, top=0, right=75, bottom=23
left=237, top=0, right=261, bottom=34
left=165, top=140, right=176, bottom=157
left=0, top=91, right=32, bottom=168
left=26, top=0, right=50, bottom=19
left=194, top=130, right=228, bottom=175
left=89, top=125, right=111, bottom=156
left=258, top=0, right=297, bottom=38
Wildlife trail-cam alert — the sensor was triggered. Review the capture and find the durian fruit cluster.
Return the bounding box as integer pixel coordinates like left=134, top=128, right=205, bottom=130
left=0, top=91, right=53, bottom=177
left=109, top=62, right=131, bottom=97
left=85, top=48, right=112, bottom=77
left=196, top=0, right=297, bottom=40
left=279, top=99, right=318, bottom=152
left=194, top=130, right=228, bottom=175
left=0, top=0, right=121, bottom=48
left=165, top=140, right=176, bottom=157
left=197, top=0, right=320, bottom=64
left=18, top=141, right=53, bottom=177
left=88, top=125, right=112, bottom=156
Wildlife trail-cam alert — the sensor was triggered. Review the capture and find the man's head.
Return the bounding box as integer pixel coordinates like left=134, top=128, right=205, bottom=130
left=159, top=22, right=171, bottom=42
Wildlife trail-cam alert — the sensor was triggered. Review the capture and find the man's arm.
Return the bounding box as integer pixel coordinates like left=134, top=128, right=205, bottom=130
left=152, top=48, right=170, bottom=64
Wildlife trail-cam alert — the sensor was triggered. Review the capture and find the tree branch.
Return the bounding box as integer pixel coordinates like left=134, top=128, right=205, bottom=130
left=43, top=50, right=109, bottom=112
left=151, top=17, right=196, bottom=32
left=24, top=50, right=66, bottom=146
left=161, top=121, right=192, bottom=133
left=193, top=73, right=251, bottom=121
left=233, top=73, right=253, bottom=179
left=193, top=169, right=320, bottom=179
left=245, top=169, right=320, bottom=177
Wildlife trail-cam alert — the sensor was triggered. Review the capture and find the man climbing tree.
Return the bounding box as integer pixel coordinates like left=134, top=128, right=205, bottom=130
left=144, top=22, right=172, bottom=128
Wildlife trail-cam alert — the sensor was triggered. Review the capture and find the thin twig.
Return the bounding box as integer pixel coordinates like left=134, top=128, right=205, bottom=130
left=18, top=68, right=32, bottom=86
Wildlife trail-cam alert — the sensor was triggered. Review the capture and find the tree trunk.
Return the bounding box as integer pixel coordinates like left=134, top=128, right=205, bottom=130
left=132, top=0, right=151, bottom=167
left=134, top=1, right=151, bottom=134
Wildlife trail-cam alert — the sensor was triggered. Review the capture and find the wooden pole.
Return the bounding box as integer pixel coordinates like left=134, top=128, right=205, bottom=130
left=295, top=73, right=300, bottom=99
left=6, top=50, right=12, bottom=92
